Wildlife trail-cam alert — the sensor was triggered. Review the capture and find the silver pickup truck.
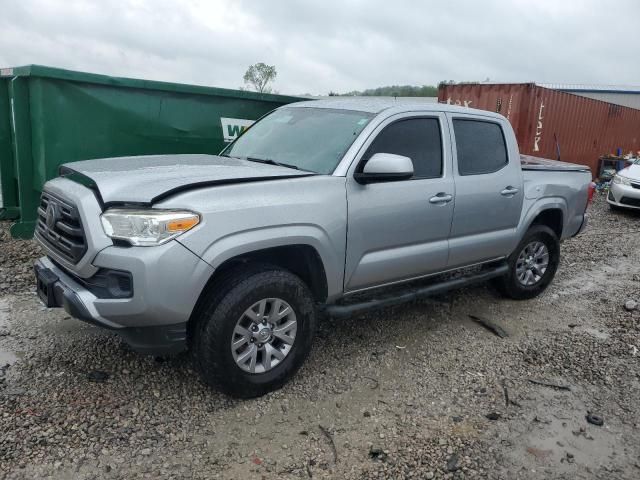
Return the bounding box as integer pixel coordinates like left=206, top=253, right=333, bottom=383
left=33, top=99, right=593, bottom=397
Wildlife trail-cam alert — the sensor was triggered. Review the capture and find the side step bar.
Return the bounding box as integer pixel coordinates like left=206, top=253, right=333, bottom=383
left=325, top=262, right=509, bottom=320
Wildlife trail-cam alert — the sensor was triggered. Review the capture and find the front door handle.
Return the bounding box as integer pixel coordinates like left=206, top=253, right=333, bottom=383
left=429, top=193, right=453, bottom=204
left=500, top=186, right=519, bottom=196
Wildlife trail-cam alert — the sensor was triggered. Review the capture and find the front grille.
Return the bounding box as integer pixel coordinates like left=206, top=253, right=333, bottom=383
left=631, top=182, right=640, bottom=190
left=620, top=196, right=640, bottom=208
left=35, top=191, right=87, bottom=264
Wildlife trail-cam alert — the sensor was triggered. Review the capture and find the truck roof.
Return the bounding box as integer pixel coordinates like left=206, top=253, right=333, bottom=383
left=286, top=97, right=505, bottom=119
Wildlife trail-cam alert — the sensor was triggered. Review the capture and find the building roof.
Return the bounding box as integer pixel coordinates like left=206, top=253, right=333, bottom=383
left=539, top=83, right=640, bottom=95
left=464, top=81, right=640, bottom=95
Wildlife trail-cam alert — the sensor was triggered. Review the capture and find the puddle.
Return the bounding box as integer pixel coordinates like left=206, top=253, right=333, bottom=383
left=502, top=388, right=624, bottom=476
left=523, top=415, right=615, bottom=467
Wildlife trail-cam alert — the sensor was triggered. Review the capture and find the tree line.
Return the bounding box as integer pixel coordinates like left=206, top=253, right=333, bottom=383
left=329, top=84, right=439, bottom=97
left=242, top=63, right=460, bottom=98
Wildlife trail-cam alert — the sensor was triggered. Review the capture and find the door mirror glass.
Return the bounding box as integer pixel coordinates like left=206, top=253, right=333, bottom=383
left=355, top=153, right=414, bottom=184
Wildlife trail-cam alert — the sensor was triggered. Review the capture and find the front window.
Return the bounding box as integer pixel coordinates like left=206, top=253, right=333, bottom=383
left=222, top=107, right=373, bottom=174
left=361, top=118, right=443, bottom=179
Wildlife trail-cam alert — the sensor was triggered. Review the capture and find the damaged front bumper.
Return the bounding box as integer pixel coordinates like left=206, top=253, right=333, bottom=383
left=34, top=249, right=209, bottom=355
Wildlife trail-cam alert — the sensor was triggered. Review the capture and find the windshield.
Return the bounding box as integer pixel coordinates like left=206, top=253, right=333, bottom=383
left=221, top=107, right=374, bottom=174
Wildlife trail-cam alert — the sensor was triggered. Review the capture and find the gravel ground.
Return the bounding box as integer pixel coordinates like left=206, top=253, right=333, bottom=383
left=1, top=194, right=639, bottom=479
left=0, top=225, right=41, bottom=296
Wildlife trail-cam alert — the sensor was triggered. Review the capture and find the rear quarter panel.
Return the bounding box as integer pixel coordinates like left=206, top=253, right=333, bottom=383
left=518, top=169, right=591, bottom=240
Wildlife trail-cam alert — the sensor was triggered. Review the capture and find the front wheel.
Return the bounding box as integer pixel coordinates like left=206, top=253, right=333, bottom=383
left=194, top=267, right=316, bottom=398
left=494, top=225, right=560, bottom=300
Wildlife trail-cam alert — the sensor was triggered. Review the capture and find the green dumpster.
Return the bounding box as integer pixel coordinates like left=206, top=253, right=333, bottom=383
left=0, top=65, right=306, bottom=238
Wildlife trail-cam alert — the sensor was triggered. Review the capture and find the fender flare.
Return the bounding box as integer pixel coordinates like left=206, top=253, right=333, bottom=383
left=198, top=224, right=344, bottom=300
left=517, top=197, right=568, bottom=240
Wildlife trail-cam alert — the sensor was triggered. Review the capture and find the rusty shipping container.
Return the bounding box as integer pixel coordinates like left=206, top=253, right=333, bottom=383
left=438, top=83, right=640, bottom=176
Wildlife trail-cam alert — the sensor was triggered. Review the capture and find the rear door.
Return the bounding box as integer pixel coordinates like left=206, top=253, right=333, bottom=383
left=447, top=114, right=524, bottom=268
left=344, top=112, right=454, bottom=291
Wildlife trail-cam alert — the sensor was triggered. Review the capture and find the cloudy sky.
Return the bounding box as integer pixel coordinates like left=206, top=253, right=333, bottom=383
left=1, top=0, right=638, bottom=95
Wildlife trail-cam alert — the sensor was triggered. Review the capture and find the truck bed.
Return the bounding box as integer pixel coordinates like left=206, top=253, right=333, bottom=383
left=520, top=155, right=590, bottom=172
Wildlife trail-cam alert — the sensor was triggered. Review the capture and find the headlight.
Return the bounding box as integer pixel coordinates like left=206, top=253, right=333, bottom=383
left=101, top=209, right=200, bottom=246
left=613, top=174, right=632, bottom=186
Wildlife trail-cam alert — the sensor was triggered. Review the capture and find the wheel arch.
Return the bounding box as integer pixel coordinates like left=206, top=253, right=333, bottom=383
left=530, top=208, right=563, bottom=238
left=197, top=225, right=343, bottom=298
left=518, top=199, right=568, bottom=242
left=187, top=243, right=329, bottom=349
left=205, top=244, right=329, bottom=303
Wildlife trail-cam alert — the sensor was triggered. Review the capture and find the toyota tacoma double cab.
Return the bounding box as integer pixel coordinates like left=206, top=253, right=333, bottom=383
left=33, top=99, right=593, bottom=397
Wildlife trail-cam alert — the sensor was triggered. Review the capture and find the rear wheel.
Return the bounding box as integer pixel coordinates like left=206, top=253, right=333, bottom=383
left=495, top=225, right=560, bottom=300
left=194, top=266, right=316, bottom=398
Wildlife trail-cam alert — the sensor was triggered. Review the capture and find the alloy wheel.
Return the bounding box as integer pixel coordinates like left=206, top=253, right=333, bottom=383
left=515, top=241, right=549, bottom=286
left=231, top=298, right=298, bottom=374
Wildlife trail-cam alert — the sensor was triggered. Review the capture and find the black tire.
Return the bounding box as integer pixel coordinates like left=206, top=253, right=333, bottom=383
left=193, top=265, right=316, bottom=398
left=494, top=225, right=560, bottom=300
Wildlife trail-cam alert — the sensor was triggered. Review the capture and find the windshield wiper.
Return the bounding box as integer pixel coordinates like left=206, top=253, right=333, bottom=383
left=242, top=157, right=307, bottom=172
left=223, top=155, right=315, bottom=173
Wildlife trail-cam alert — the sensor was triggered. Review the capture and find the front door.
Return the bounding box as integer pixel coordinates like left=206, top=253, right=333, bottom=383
left=344, top=113, right=454, bottom=292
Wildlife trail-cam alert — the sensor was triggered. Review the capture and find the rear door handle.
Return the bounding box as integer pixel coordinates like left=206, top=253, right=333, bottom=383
left=500, top=186, right=519, bottom=196
left=429, top=193, right=453, bottom=204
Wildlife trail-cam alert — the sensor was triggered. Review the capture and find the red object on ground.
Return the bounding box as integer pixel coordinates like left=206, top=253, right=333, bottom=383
left=587, top=182, right=596, bottom=206
left=438, top=83, right=640, bottom=177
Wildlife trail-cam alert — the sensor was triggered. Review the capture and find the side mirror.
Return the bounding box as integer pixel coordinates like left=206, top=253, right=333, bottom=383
left=354, top=153, right=414, bottom=184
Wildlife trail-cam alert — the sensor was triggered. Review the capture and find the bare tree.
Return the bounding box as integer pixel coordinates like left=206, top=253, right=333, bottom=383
left=243, top=63, right=277, bottom=93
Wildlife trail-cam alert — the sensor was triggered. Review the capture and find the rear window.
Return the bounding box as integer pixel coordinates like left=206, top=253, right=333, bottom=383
left=453, top=120, right=508, bottom=175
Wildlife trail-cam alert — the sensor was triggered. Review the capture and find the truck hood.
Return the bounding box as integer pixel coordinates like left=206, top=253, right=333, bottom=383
left=60, top=154, right=314, bottom=205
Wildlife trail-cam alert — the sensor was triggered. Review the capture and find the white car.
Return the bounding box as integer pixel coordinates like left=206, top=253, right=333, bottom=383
left=608, top=160, right=640, bottom=210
